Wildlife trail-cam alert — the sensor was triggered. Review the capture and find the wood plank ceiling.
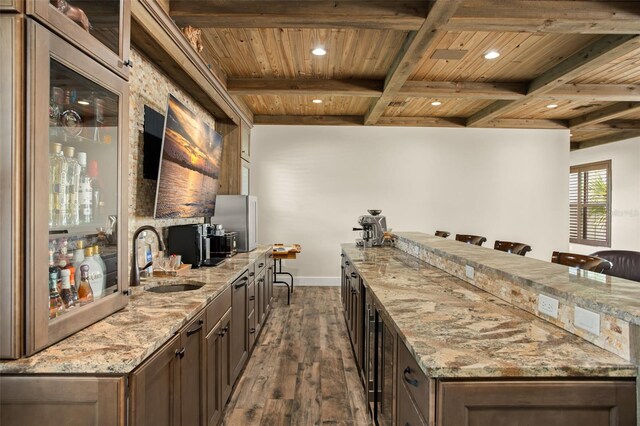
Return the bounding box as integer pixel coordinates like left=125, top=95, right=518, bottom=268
left=168, top=0, right=640, bottom=149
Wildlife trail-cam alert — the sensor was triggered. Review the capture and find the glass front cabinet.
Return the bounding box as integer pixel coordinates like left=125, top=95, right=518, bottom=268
left=26, top=0, right=131, bottom=79
left=24, top=20, right=129, bottom=356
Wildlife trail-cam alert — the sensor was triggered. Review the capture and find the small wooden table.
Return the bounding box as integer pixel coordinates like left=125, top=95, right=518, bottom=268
left=272, top=244, right=301, bottom=305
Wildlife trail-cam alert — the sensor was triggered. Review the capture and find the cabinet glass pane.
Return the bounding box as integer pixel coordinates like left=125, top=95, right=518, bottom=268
left=48, top=0, right=121, bottom=55
left=48, top=58, right=119, bottom=322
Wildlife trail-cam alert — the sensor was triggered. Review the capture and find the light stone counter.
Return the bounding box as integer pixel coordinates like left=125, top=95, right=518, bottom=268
left=342, top=244, right=636, bottom=378
left=0, top=246, right=271, bottom=375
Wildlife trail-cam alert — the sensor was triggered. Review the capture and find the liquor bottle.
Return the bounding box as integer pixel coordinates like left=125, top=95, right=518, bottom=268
left=79, top=247, right=104, bottom=298
left=48, top=246, right=61, bottom=292
left=49, top=143, right=68, bottom=227
left=77, top=264, right=94, bottom=305
left=92, top=245, right=108, bottom=290
left=86, top=160, right=102, bottom=222
left=49, top=272, right=65, bottom=319
left=72, top=240, right=85, bottom=285
left=64, top=146, right=81, bottom=226
left=59, top=260, right=78, bottom=303
left=59, top=269, right=76, bottom=309
left=76, top=152, right=93, bottom=224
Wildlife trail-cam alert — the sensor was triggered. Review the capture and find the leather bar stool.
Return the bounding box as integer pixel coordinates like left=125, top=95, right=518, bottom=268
left=590, top=250, right=640, bottom=282
left=551, top=251, right=613, bottom=273
left=455, top=234, right=487, bottom=246
left=494, top=240, right=532, bottom=256
left=435, top=230, right=450, bottom=238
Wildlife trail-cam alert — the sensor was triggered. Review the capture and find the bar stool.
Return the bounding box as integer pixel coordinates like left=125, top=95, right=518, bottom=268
left=455, top=234, right=487, bottom=246
left=551, top=251, right=613, bottom=273
left=435, top=230, right=450, bottom=238
left=494, top=240, right=532, bottom=256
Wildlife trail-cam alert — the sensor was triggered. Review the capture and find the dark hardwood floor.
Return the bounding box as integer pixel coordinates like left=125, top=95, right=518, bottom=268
left=222, top=286, right=371, bottom=426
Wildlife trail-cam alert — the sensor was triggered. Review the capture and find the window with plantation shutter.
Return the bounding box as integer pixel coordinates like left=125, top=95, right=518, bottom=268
left=569, top=160, right=611, bottom=247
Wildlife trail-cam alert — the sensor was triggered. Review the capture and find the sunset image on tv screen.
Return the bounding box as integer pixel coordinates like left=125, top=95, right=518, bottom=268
left=155, top=95, right=223, bottom=218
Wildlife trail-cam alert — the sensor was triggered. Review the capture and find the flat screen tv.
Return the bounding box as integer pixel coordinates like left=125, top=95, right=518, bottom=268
left=154, top=94, right=223, bottom=219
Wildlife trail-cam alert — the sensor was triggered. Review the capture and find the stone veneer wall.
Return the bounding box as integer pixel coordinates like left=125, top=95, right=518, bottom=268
left=127, top=49, right=216, bottom=251
left=394, top=235, right=632, bottom=361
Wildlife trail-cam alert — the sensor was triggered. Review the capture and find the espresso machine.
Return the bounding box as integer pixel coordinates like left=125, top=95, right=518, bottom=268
left=353, top=210, right=388, bottom=247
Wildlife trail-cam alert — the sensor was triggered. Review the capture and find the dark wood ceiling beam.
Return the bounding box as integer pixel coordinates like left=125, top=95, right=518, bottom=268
left=448, top=1, right=640, bottom=34
left=228, top=79, right=383, bottom=97
left=569, top=102, right=640, bottom=129
left=400, top=81, right=526, bottom=100
left=467, top=34, right=640, bottom=127
left=169, top=1, right=429, bottom=30
left=364, top=0, right=463, bottom=125
left=574, top=120, right=640, bottom=131
left=253, top=115, right=363, bottom=126
left=578, top=131, right=640, bottom=149
left=482, top=119, right=568, bottom=130
left=376, top=117, right=466, bottom=127
left=544, top=84, right=640, bottom=102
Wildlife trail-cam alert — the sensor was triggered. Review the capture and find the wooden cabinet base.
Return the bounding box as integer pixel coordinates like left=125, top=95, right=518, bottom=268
left=0, top=375, right=125, bottom=426
left=437, top=380, right=636, bottom=426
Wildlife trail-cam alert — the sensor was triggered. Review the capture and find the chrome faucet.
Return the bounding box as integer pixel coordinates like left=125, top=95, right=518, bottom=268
left=131, top=225, right=165, bottom=287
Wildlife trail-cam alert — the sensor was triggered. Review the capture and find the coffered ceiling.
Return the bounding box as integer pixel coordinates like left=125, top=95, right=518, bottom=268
left=167, top=0, right=640, bottom=149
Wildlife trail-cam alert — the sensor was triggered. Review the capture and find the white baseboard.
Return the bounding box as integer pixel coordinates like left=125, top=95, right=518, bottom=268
left=285, top=276, right=340, bottom=286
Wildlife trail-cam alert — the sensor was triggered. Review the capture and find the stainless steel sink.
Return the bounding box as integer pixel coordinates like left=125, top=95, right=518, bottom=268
left=146, top=283, right=204, bottom=293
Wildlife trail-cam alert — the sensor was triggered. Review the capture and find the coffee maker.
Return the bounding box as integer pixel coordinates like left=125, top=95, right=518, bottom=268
left=353, top=209, right=388, bottom=247
left=209, top=223, right=238, bottom=258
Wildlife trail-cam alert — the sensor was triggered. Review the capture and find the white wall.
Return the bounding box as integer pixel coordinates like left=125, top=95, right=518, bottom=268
left=251, top=125, right=569, bottom=282
left=570, top=136, right=640, bottom=255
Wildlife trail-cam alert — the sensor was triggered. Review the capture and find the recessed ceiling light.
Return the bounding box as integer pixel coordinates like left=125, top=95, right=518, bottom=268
left=77, top=100, right=90, bottom=106
left=312, top=99, right=323, bottom=104
left=431, top=101, right=442, bottom=106
left=484, top=50, right=500, bottom=60
left=546, top=104, right=558, bottom=109
left=312, top=47, right=326, bottom=56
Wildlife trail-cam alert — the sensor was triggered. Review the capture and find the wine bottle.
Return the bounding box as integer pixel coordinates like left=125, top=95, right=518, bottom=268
left=59, top=269, right=75, bottom=309
left=50, top=143, right=68, bottom=227
left=49, top=272, right=65, bottom=319
left=77, top=264, right=94, bottom=305
left=64, top=146, right=81, bottom=226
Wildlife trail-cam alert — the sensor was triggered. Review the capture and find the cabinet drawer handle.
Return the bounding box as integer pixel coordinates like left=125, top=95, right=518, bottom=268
left=403, top=367, right=419, bottom=387
left=350, top=272, right=358, bottom=278
left=341, top=253, right=345, bottom=257
left=258, top=263, right=264, bottom=268
left=249, top=272, right=255, bottom=277
left=249, top=296, right=255, bottom=301
left=249, top=328, right=256, bottom=334
left=186, top=319, right=204, bottom=336
left=124, top=59, right=134, bottom=68
left=345, top=261, right=350, bottom=265
left=176, top=348, right=186, bottom=359
left=235, top=280, right=247, bottom=289
left=351, top=289, right=357, bottom=295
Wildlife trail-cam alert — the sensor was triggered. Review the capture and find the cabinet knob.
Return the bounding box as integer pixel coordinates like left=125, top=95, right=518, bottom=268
left=345, top=261, right=350, bottom=266
left=175, top=348, right=186, bottom=359
left=124, top=59, right=134, bottom=68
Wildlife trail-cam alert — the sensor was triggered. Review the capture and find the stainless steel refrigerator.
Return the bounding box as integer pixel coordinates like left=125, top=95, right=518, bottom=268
left=212, top=195, right=258, bottom=252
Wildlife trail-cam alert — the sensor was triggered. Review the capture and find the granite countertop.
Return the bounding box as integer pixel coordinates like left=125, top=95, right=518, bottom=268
left=342, top=244, right=636, bottom=378
left=395, top=232, right=640, bottom=325
left=0, top=246, right=271, bottom=375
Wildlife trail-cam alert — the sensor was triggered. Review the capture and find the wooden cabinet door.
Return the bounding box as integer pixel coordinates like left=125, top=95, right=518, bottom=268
left=437, top=380, right=636, bottom=426
left=25, top=0, right=131, bottom=78
left=180, top=312, right=206, bottom=426
left=205, top=309, right=231, bottom=426
left=230, top=273, right=248, bottom=384
left=130, top=334, right=181, bottom=426
left=0, top=375, right=125, bottom=426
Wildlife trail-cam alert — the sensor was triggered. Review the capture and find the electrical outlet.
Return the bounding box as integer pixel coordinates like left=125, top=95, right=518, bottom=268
left=538, top=294, right=559, bottom=318
left=575, top=306, right=600, bottom=336
left=465, top=265, right=474, bottom=280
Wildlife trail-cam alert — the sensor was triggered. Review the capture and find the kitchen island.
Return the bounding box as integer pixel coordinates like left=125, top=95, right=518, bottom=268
left=0, top=246, right=274, bottom=426
left=341, top=238, right=637, bottom=425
